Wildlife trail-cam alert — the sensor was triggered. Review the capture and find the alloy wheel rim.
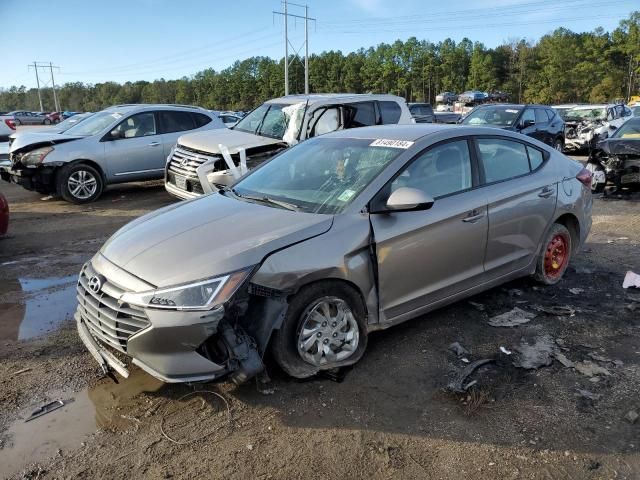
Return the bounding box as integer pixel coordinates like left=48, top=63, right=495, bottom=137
left=68, top=170, right=98, bottom=199
left=543, top=233, right=569, bottom=279
left=297, top=296, right=359, bottom=366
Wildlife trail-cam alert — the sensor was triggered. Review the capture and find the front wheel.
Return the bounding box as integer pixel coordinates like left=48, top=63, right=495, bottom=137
left=44, top=118, right=51, bottom=125
left=56, top=163, right=104, bottom=204
left=534, top=223, right=572, bottom=285
left=271, top=281, right=368, bottom=378
left=553, top=138, right=564, bottom=152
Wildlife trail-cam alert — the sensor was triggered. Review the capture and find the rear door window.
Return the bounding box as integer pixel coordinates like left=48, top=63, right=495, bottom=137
left=192, top=112, right=212, bottom=128
left=159, top=111, right=195, bottom=133
left=379, top=101, right=402, bottom=124
left=521, top=108, right=536, bottom=125
left=477, top=138, right=531, bottom=183
left=343, top=102, right=376, bottom=128
left=535, top=109, right=548, bottom=124
left=527, top=146, right=544, bottom=170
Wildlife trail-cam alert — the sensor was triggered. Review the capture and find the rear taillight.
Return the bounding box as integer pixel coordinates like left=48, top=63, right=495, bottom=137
left=576, top=167, right=592, bottom=188
left=4, top=119, right=15, bottom=130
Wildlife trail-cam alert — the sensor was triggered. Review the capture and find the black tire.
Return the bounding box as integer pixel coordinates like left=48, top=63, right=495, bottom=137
left=592, top=181, right=605, bottom=194
left=553, top=138, right=564, bottom=152
left=271, top=281, right=368, bottom=378
left=14, top=119, right=21, bottom=126
left=55, top=163, right=104, bottom=204
left=534, top=223, right=572, bottom=285
left=44, top=118, right=51, bottom=125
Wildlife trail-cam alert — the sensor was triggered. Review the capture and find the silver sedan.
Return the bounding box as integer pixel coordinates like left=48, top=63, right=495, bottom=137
left=76, top=124, right=593, bottom=383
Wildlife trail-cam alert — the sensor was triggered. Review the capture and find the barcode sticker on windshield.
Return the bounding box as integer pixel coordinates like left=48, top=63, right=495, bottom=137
left=505, top=109, right=519, bottom=113
left=111, top=113, right=123, bottom=119
left=370, top=139, right=414, bottom=149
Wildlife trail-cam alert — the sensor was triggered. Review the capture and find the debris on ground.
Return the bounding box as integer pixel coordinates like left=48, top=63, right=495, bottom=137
left=446, top=359, right=494, bottom=393
left=575, top=389, right=602, bottom=401
left=607, top=237, right=629, bottom=244
left=507, top=288, right=524, bottom=296
left=10, top=367, right=32, bottom=377
left=499, top=346, right=512, bottom=355
left=467, top=301, right=485, bottom=311
left=488, top=307, right=536, bottom=327
left=569, top=288, right=584, bottom=295
left=553, top=351, right=574, bottom=368
left=448, top=342, right=469, bottom=357
left=532, top=305, right=576, bottom=316
left=514, top=335, right=555, bottom=369
left=625, top=410, right=639, bottom=424
left=574, top=361, right=612, bottom=378
left=588, top=352, right=623, bottom=366
left=623, top=271, right=640, bottom=289
left=25, top=400, right=65, bottom=422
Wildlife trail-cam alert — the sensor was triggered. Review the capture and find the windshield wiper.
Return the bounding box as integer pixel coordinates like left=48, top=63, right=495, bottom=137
left=232, top=190, right=299, bottom=211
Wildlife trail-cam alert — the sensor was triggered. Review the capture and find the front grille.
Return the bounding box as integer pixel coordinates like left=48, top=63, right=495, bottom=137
left=167, top=171, right=204, bottom=194
left=168, top=145, right=222, bottom=178
left=76, top=264, right=150, bottom=353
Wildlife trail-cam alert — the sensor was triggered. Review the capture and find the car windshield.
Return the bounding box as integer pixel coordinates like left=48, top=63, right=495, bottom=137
left=56, top=113, right=92, bottom=131
left=462, top=106, right=522, bottom=126
left=554, top=108, right=573, bottom=120
left=231, top=137, right=403, bottom=214
left=565, top=107, right=606, bottom=121
left=232, top=103, right=300, bottom=140
left=63, top=111, right=120, bottom=136
left=612, top=119, right=640, bottom=139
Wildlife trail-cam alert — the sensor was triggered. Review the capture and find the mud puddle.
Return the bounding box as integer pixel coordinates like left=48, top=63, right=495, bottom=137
left=0, top=368, right=163, bottom=477
left=0, top=275, right=77, bottom=341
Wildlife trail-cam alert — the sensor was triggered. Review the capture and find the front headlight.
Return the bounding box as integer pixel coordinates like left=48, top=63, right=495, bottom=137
left=120, top=268, right=252, bottom=311
left=21, top=146, right=54, bottom=166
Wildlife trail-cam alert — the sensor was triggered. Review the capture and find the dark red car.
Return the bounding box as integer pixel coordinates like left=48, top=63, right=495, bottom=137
left=45, top=112, right=62, bottom=124
left=0, top=192, right=9, bottom=235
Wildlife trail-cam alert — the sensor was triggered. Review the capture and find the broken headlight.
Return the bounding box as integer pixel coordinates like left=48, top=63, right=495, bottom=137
left=120, top=269, right=252, bottom=311
left=20, top=146, right=53, bottom=166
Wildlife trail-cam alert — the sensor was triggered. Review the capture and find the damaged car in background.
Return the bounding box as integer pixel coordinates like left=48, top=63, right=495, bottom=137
left=76, top=124, right=592, bottom=384
left=586, top=116, right=640, bottom=193
left=563, top=103, right=633, bottom=153
left=1, top=104, right=225, bottom=203
left=164, top=93, right=413, bottom=200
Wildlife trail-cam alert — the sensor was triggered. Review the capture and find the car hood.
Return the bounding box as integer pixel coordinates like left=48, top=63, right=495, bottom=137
left=597, top=138, right=640, bottom=156
left=9, top=131, right=83, bottom=153
left=100, top=193, right=333, bottom=288
left=178, top=128, right=286, bottom=155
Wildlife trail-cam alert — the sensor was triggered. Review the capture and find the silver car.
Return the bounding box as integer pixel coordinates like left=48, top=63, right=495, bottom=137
left=76, top=124, right=593, bottom=384
left=3, top=104, right=225, bottom=203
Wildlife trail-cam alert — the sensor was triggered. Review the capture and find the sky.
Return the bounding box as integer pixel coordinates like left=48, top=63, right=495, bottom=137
left=1, top=0, right=637, bottom=89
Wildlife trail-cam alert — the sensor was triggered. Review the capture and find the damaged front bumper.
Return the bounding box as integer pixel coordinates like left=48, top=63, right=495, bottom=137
left=0, top=164, right=57, bottom=193
left=75, top=257, right=269, bottom=384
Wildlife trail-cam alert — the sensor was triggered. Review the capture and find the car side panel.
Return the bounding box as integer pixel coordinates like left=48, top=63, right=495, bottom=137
left=482, top=166, right=558, bottom=279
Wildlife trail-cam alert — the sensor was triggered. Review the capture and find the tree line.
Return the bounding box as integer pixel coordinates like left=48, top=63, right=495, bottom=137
left=1, top=11, right=638, bottom=112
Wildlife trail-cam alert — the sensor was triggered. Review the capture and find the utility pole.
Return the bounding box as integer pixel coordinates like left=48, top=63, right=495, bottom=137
left=273, top=2, right=315, bottom=95
left=28, top=61, right=61, bottom=111
left=28, top=62, right=44, bottom=111
left=49, top=62, right=60, bottom=112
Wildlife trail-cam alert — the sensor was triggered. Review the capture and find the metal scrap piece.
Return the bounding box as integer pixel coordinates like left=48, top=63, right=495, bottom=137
left=488, top=307, right=535, bottom=327
left=514, top=335, right=555, bottom=369
left=25, top=400, right=65, bottom=423
left=446, top=359, right=494, bottom=393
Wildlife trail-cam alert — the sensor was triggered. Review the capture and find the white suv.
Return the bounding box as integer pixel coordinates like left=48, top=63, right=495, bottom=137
left=165, top=94, right=413, bottom=199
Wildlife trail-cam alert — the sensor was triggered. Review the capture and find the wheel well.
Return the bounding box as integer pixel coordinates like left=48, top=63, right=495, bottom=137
left=554, top=213, right=580, bottom=250
left=289, top=278, right=368, bottom=319
left=59, top=160, right=106, bottom=182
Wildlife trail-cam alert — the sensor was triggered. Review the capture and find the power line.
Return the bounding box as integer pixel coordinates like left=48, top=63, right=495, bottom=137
left=28, top=62, right=60, bottom=111
left=273, top=1, right=316, bottom=95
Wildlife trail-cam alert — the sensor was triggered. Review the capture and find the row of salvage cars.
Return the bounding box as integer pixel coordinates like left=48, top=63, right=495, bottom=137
left=0, top=93, right=616, bottom=385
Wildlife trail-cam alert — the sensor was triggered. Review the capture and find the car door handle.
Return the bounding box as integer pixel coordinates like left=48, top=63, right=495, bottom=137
left=462, top=210, right=485, bottom=223
left=148, top=142, right=161, bottom=147
left=538, top=187, right=555, bottom=198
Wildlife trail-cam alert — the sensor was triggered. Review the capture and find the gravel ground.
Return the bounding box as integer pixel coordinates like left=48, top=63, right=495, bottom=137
left=0, top=174, right=638, bottom=480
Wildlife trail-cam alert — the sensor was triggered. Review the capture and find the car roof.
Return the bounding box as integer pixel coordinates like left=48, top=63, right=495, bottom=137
left=103, top=104, right=208, bottom=114
left=265, top=93, right=405, bottom=105
left=474, top=103, right=551, bottom=109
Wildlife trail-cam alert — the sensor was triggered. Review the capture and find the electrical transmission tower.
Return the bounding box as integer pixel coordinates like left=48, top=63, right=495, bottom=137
left=273, top=1, right=316, bottom=95
left=28, top=62, right=61, bottom=111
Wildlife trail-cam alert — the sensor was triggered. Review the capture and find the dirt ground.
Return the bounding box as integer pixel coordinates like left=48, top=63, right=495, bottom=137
left=0, top=172, right=639, bottom=480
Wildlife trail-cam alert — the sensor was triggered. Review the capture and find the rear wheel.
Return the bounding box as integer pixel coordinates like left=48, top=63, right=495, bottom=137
left=56, top=163, right=104, bottom=204
left=44, top=118, right=51, bottom=125
left=534, top=223, right=572, bottom=285
left=271, top=281, right=368, bottom=378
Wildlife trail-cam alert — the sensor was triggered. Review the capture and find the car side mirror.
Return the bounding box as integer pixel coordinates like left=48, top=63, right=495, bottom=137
left=106, top=129, right=123, bottom=141
left=609, top=124, right=617, bottom=130
left=381, top=187, right=434, bottom=213
left=520, top=119, right=535, bottom=129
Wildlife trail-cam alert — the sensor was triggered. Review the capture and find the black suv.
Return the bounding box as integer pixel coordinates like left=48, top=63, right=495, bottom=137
left=461, top=104, right=565, bottom=151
